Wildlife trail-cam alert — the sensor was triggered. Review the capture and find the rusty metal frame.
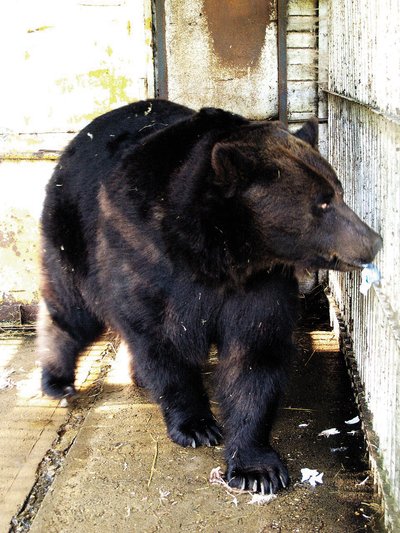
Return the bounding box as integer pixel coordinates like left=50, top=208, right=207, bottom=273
left=277, top=0, right=288, bottom=127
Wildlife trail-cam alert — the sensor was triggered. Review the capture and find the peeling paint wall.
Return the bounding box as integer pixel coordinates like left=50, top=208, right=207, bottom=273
left=0, top=0, right=154, bottom=322
left=1, top=0, right=154, bottom=142
left=326, top=1, right=400, bottom=529
left=0, top=162, right=52, bottom=314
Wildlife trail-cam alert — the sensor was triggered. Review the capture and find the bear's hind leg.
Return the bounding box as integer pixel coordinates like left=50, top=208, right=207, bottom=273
left=38, top=300, right=104, bottom=398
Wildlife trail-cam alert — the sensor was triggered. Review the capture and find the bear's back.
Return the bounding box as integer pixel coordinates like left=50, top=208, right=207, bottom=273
left=40, top=100, right=194, bottom=277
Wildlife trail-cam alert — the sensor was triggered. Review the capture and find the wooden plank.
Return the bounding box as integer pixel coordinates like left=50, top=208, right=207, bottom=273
left=0, top=336, right=112, bottom=531
left=288, top=111, right=318, bottom=122
left=285, top=2, right=319, bottom=125
left=287, top=31, right=317, bottom=49
left=287, top=80, right=318, bottom=115
left=287, top=48, right=317, bottom=65
left=288, top=0, right=318, bottom=17
left=287, top=15, right=317, bottom=32
left=288, top=63, right=317, bottom=81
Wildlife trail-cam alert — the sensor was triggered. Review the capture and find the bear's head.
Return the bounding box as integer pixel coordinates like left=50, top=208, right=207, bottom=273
left=210, top=118, right=382, bottom=272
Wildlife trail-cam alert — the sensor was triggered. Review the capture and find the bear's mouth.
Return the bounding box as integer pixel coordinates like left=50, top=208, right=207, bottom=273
left=292, top=254, right=365, bottom=273
left=322, top=254, right=365, bottom=272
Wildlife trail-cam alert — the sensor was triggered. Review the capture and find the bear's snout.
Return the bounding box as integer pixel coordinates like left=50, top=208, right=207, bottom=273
left=328, top=202, right=383, bottom=270
left=365, top=232, right=383, bottom=263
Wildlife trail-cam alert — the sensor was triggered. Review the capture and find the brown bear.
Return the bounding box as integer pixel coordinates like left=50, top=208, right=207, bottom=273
left=38, top=99, right=382, bottom=494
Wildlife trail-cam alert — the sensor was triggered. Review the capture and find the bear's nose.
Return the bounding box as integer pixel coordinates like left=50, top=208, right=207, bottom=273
left=371, top=234, right=383, bottom=257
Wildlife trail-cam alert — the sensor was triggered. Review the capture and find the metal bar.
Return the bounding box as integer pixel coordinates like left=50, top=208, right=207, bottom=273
left=277, top=0, right=288, bottom=127
left=287, top=117, right=328, bottom=124
left=323, top=88, right=400, bottom=126
left=152, top=0, right=168, bottom=99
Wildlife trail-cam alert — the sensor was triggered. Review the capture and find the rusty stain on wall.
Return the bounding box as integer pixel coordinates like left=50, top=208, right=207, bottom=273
left=164, top=0, right=278, bottom=117
left=203, top=0, right=275, bottom=69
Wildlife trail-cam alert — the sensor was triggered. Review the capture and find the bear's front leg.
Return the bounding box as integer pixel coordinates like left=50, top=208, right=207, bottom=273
left=217, top=281, right=297, bottom=493
left=216, top=348, right=291, bottom=493
left=217, top=348, right=292, bottom=492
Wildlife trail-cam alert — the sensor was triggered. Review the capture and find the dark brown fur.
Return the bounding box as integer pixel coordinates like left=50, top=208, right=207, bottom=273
left=38, top=100, right=382, bottom=493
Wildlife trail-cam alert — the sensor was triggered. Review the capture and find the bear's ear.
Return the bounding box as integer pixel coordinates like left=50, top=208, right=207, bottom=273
left=294, top=117, right=319, bottom=148
left=211, top=142, right=254, bottom=197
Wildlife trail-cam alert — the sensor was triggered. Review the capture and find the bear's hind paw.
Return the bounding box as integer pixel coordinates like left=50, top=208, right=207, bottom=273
left=41, top=369, right=77, bottom=399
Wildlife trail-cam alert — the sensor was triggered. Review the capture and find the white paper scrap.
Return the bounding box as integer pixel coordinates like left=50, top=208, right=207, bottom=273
left=301, top=468, right=324, bottom=487
left=248, top=493, right=277, bottom=505
left=209, top=466, right=225, bottom=484
left=345, top=416, right=360, bottom=425
left=318, top=428, right=340, bottom=437
left=0, top=369, right=15, bottom=390
left=360, top=263, right=381, bottom=295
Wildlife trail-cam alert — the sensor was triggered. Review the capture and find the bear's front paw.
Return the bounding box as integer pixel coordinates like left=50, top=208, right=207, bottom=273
left=226, top=449, right=289, bottom=494
left=167, top=415, right=222, bottom=448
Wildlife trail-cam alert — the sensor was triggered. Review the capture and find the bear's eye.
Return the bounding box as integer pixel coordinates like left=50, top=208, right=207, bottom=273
left=314, top=193, right=333, bottom=214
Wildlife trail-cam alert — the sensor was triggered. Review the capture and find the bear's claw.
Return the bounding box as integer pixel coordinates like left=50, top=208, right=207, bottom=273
left=226, top=449, right=290, bottom=494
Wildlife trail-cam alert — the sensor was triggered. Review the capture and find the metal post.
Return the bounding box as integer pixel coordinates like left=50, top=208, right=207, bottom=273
left=152, top=0, right=168, bottom=99
left=277, top=0, right=288, bottom=127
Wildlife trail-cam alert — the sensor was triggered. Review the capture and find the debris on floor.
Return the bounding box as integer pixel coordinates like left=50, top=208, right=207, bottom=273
left=300, top=468, right=324, bottom=487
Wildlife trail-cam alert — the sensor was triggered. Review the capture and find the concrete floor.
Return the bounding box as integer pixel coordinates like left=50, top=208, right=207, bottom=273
left=0, top=297, right=383, bottom=532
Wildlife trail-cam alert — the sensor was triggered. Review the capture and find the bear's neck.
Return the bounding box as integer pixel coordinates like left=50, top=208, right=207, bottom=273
left=164, top=184, right=278, bottom=287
